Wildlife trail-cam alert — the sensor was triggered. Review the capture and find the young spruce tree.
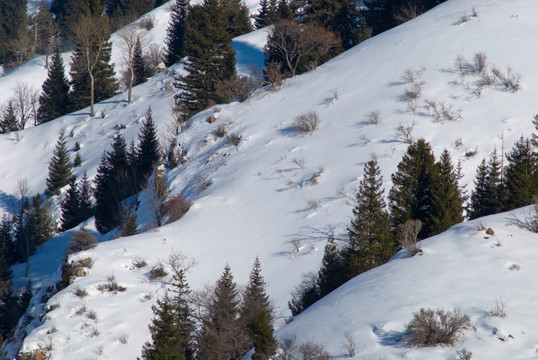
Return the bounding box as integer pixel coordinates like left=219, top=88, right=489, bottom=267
left=38, top=46, right=71, bottom=124
left=345, top=157, right=394, bottom=278
left=503, top=136, right=537, bottom=211
left=164, top=0, right=189, bottom=67
left=45, top=130, right=73, bottom=196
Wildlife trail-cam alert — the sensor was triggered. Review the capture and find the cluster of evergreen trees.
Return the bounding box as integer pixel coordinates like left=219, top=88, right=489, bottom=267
left=94, top=107, right=161, bottom=233
left=290, top=139, right=464, bottom=315
left=141, top=258, right=276, bottom=360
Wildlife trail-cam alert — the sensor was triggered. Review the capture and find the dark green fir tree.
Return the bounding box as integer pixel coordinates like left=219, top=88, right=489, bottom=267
left=428, top=149, right=463, bottom=235
left=60, top=176, right=81, bottom=231
left=45, top=130, right=73, bottom=196
left=163, top=0, right=189, bottom=67
left=38, top=46, right=71, bottom=124
left=141, top=292, right=186, bottom=360
left=503, top=136, right=537, bottom=211
left=388, top=138, right=437, bottom=239
left=174, top=0, right=236, bottom=115
left=240, top=257, right=277, bottom=360
left=132, top=37, right=148, bottom=86
left=469, top=149, right=503, bottom=219
left=222, top=0, right=252, bottom=37
left=317, top=234, right=345, bottom=297
left=135, top=107, right=161, bottom=189
left=0, top=101, right=18, bottom=133
left=345, top=157, right=394, bottom=278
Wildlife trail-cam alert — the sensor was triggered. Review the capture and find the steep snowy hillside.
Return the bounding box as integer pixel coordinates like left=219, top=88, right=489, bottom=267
left=2, top=0, right=538, bottom=358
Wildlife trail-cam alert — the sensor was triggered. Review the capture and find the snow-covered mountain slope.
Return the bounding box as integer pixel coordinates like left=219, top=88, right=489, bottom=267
left=2, top=0, right=538, bottom=358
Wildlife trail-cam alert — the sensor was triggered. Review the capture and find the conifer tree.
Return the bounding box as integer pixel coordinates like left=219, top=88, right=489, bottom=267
left=45, top=131, right=73, bottom=196
left=164, top=0, right=189, bottom=67
left=0, top=101, right=18, bottom=133
left=388, top=138, right=437, bottom=239
left=27, top=195, right=55, bottom=248
left=169, top=265, right=195, bottom=360
left=38, top=46, right=71, bottom=124
left=428, top=150, right=463, bottom=235
left=316, top=234, right=345, bottom=297
left=240, top=258, right=276, bottom=360
left=175, top=0, right=236, bottom=115
left=60, top=176, right=81, bottom=231
left=222, top=0, right=252, bottom=37
left=121, top=210, right=139, bottom=237
left=470, top=149, right=503, bottom=219
left=79, top=171, right=94, bottom=220
left=94, top=133, right=130, bottom=233
left=276, top=0, right=292, bottom=20
left=0, top=215, right=15, bottom=270
left=33, top=2, right=58, bottom=57
left=132, top=37, right=148, bottom=86
left=503, top=136, right=537, bottom=211
left=345, top=157, right=394, bottom=277
left=198, top=264, right=249, bottom=360
left=141, top=292, right=186, bottom=360
left=254, top=0, right=272, bottom=29
left=136, top=107, right=161, bottom=189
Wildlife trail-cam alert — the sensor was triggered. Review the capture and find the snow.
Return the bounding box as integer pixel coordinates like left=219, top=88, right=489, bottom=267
left=0, top=0, right=537, bottom=358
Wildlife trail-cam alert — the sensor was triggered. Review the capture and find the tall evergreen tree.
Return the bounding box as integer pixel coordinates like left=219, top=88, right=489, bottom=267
left=141, top=292, right=186, bottom=360
left=38, top=46, right=71, bottom=124
left=164, top=0, right=189, bottom=67
left=240, top=258, right=276, bottom=360
left=135, top=107, right=161, bottom=189
left=0, top=215, right=15, bottom=270
left=169, top=266, right=195, bottom=360
left=428, top=150, right=463, bottom=235
left=0, top=101, right=18, bottom=133
left=45, top=131, right=73, bottom=196
left=0, top=0, right=28, bottom=63
left=317, top=235, right=345, bottom=298
left=60, top=176, right=81, bottom=231
left=254, top=0, right=272, bottom=29
left=345, top=158, right=394, bottom=278
left=132, top=37, right=148, bottom=86
left=79, top=171, right=94, bottom=221
left=503, top=136, right=537, bottom=211
left=174, top=0, right=236, bottom=115
left=388, top=138, right=437, bottom=239
left=222, top=0, right=252, bottom=37
left=303, top=0, right=359, bottom=49
left=27, top=195, right=55, bottom=248
left=198, top=264, right=249, bottom=360
left=469, top=149, right=503, bottom=219
left=94, top=133, right=130, bottom=234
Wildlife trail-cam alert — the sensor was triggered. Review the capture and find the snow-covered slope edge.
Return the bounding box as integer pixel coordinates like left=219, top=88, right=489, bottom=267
left=5, top=0, right=538, bottom=358
left=277, top=208, right=538, bottom=359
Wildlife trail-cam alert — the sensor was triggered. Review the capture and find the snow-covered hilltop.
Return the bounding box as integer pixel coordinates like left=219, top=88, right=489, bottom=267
left=1, top=0, right=538, bottom=358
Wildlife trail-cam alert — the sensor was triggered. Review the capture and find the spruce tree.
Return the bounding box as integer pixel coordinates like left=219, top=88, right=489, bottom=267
left=136, top=107, right=161, bottom=189
left=94, top=133, right=130, bottom=234
left=317, top=234, right=345, bottom=297
left=0, top=101, right=18, bottom=133
left=33, top=2, right=58, bottom=57
left=169, top=266, right=195, bottom=360
left=222, top=0, right=252, bottom=37
left=198, top=264, right=249, bottom=360
left=240, top=258, right=276, bottom=360
left=132, top=37, right=148, bottom=86
left=276, top=0, right=292, bottom=20
left=469, top=158, right=490, bottom=220
left=388, top=138, right=437, bottom=239
left=0, top=215, right=15, bottom=269
left=345, top=157, right=394, bottom=277
left=27, top=195, right=55, bottom=248
left=141, top=292, right=186, bottom=360
left=121, top=211, right=139, bottom=236
left=469, top=149, right=503, bottom=219
left=38, top=46, right=71, bottom=124
left=79, top=171, right=94, bottom=221
left=164, top=0, right=189, bottom=67
left=45, top=131, right=73, bottom=196
left=503, top=136, right=537, bottom=211
left=174, top=0, right=236, bottom=115
left=254, top=0, right=272, bottom=29
left=60, top=176, right=81, bottom=231
left=428, top=150, right=463, bottom=235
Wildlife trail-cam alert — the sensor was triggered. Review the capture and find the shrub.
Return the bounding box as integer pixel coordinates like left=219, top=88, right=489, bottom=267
left=404, top=308, right=471, bottom=347
left=491, top=66, right=521, bottom=92
left=457, top=348, right=473, bottom=360
left=73, top=287, right=88, bottom=298
left=215, top=75, right=259, bottom=103
left=488, top=296, right=506, bottom=318
left=226, top=133, right=241, bottom=146
left=298, top=340, right=330, bottom=360
left=395, top=121, right=415, bottom=144
left=132, top=258, right=147, bottom=269
left=65, top=230, right=96, bottom=255
left=162, top=194, right=191, bottom=224
left=148, top=264, right=168, bottom=280
left=292, top=111, right=320, bottom=134
left=264, top=62, right=284, bottom=89
left=366, top=110, right=381, bottom=125
left=96, top=275, right=127, bottom=293
left=472, top=52, right=487, bottom=74
left=398, top=219, right=422, bottom=256
left=213, top=124, right=227, bottom=138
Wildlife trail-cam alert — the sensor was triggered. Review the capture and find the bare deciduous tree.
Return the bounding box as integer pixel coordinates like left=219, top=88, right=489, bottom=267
left=117, top=25, right=147, bottom=103
left=393, top=0, right=425, bottom=24
left=11, top=82, right=39, bottom=130
left=73, top=15, right=111, bottom=117
left=266, top=19, right=338, bottom=77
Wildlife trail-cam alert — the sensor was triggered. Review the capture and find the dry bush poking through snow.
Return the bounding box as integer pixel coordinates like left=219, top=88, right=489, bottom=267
left=148, top=263, right=168, bottom=280
left=491, top=66, right=521, bottom=92
left=398, top=219, right=422, bottom=256
left=395, top=121, right=415, bottom=144
left=292, top=111, right=320, bottom=134
left=488, top=296, right=506, bottom=318
left=404, top=308, right=471, bottom=347
left=366, top=110, right=381, bottom=125
left=65, top=230, right=96, bottom=255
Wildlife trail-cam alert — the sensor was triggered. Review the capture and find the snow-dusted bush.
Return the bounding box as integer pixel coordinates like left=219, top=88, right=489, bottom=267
left=404, top=308, right=471, bottom=347
left=292, top=111, right=320, bottom=134
left=65, top=230, right=96, bottom=255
